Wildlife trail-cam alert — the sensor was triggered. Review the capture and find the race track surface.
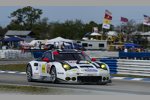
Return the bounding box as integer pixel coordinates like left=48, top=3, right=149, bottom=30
left=0, top=73, right=149, bottom=95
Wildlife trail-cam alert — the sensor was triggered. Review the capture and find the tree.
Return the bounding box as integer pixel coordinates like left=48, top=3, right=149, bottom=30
left=9, top=6, right=43, bottom=30
left=120, top=19, right=137, bottom=42
left=0, top=26, right=8, bottom=38
left=32, top=17, right=50, bottom=39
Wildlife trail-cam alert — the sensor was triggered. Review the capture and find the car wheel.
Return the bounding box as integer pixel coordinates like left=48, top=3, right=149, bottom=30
left=50, top=67, right=58, bottom=83
left=26, top=64, right=34, bottom=82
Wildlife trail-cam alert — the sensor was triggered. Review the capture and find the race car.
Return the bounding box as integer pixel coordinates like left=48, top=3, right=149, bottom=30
left=26, top=49, right=111, bottom=85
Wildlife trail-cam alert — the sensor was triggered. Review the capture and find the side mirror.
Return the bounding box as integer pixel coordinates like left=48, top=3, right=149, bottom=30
left=91, top=58, right=96, bottom=62
left=42, top=58, right=50, bottom=62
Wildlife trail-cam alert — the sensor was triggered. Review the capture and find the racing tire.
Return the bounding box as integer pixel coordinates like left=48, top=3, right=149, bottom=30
left=26, top=64, right=34, bottom=82
left=50, top=67, right=59, bottom=83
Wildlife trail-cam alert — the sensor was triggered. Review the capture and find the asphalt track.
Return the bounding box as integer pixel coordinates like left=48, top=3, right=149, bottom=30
left=0, top=73, right=150, bottom=95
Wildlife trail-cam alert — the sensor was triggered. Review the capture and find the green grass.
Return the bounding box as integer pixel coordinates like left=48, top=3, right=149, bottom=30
left=0, top=84, right=61, bottom=94
left=0, top=64, right=26, bottom=72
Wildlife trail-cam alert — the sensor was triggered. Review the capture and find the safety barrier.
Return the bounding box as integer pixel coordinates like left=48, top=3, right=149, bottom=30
left=100, top=58, right=150, bottom=76
left=119, top=52, right=150, bottom=59
left=30, top=50, right=119, bottom=59
left=1, top=49, right=150, bottom=77
left=0, top=50, right=33, bottom=60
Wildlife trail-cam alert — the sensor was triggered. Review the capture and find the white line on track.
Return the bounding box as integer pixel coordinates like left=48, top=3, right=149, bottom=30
left=0, top=71, right=5, bottom=73
left=7, top=71, right=16, bottom=74
left=19, top=72, right=26, bottom=74
left=131, top=78, right=143, bottom=81
left=112, top=77, right=125, bottom=80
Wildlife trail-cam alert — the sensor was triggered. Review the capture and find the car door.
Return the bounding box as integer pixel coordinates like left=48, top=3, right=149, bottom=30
left=40, top=51, right=53, bottom=76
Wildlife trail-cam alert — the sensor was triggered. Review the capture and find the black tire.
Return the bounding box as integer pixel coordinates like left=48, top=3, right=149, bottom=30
left=50, top=67, right=59, bottom=83
left=26, top=64, right=34, bottom=82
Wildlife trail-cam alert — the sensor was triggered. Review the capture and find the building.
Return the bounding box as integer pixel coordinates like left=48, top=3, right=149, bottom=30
left=5, top=30, right=35, bottom=42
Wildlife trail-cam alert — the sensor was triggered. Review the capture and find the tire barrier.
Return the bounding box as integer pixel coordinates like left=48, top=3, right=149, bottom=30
left=100, top=58, right=150, bottom=76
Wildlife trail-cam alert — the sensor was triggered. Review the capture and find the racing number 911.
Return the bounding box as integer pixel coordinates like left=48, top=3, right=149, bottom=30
left=26, top=49, right=112, bottom=85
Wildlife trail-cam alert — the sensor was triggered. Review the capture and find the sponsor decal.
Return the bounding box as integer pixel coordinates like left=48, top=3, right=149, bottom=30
left=42, top=64, right=46, bottom=73
left=66, top=61, right=76, bottom=63
left=34, top=72, right=39, bottom=75
left=87, top=74, right=94, bottom=76
left=46, top=63, right=51, bottom=73
left=57, top=72, right=64, bottom=74
left=36, top=66, right=38, bottom=70
left=72, top=69, right=77, bottom=72
left=99, top=69, right=103, bottom=71
left=85, top=69, right=98, bottom=72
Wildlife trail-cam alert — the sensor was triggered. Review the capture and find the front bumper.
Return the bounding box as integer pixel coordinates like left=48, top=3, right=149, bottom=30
left=77, top=76, right=102, bottom=83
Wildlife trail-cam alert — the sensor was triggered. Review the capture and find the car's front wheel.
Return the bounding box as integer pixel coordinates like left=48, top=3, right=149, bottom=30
left=26, top=64, right=33, bottom=82
left=50, top=67, right=59, bottom=83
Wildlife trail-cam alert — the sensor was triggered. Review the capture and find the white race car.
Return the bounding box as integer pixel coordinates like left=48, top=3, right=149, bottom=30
left=26, top=49, right=111, bottom=85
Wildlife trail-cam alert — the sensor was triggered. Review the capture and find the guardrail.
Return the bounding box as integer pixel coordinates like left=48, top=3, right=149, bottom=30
left=1, top=49, right=150, bottom=77
left=100, top=58, right=150, bottom=76
left=119, top=52, right=150, bottom=59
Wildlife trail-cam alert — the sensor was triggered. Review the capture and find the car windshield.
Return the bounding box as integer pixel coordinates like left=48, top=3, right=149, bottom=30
left=54, top=53, right=91, bottom=61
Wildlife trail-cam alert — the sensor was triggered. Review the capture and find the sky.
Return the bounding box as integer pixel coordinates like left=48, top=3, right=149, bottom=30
left=0, top=6, right=150, bottom=27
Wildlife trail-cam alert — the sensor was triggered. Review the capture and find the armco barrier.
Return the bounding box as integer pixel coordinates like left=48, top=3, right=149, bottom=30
left=119, top=52, right=150, bottom=59
left=30, top=50, right=119, bottom=59
left=100, top=58, right=150, bottom=76
left=100, top=58, right=118, bottom=74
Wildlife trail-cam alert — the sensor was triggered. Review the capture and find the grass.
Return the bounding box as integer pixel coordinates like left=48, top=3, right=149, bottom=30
left=0, top=84, right=48, bottom=94
left=0, top=64, right=26, bottom=72
left=0, top=84, right=61, bottom=94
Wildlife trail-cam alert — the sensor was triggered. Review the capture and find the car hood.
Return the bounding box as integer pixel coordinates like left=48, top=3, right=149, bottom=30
left=64, top=60, right=98, bottom=72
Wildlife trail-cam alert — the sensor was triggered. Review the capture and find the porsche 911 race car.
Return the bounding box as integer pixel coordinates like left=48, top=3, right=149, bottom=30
left=26, top=49, right=111, bottom=85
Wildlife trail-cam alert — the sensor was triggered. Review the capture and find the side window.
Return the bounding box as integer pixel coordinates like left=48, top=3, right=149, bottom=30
left=82, top=43, right=88, bottom=47
left=89, top=44, right=92, bottom=47
left=42, top=52, right=52, bottom=61
left=99, top=43, right=104, bottom=47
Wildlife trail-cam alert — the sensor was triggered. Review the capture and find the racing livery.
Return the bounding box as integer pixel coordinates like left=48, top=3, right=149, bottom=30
left=26, top=49, right=111, bottom=85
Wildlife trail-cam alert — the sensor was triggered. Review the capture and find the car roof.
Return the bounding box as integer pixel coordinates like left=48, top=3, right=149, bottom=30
left=43, top=49, right=82, bottom=54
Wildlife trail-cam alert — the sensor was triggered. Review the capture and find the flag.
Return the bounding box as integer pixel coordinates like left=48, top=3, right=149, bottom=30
left=104, top=10, right=112, bottom=20
left=102, top=9, right=112, bottom=29
left=93, top=27, right=98, bottom=32
left=102, top=24, right=110, bottom=29
left=105, top=10, right=112, bottom=16
left=103, top=18, right=111, bottom=24
left=121, top=17, right=128, bottom=22
left=104, top=13, right=112, bottom=20
left=143, top=15, right=150, bottom=25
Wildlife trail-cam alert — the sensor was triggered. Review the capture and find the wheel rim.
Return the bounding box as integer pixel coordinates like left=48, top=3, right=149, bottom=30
left=51, top=68, right=56, bottom=82
left=27, top=66, right=32, bottom=80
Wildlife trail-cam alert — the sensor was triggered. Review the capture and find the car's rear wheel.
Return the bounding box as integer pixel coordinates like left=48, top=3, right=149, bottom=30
left=50, top=67, right=59, bottom=83
left=26, top=64, right=34, bottom=82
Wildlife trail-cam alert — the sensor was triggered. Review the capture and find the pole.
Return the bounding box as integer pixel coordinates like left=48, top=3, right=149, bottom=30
left=120, top=22, right=122, bottom=33
left=143, top=24, right=144, bottom=32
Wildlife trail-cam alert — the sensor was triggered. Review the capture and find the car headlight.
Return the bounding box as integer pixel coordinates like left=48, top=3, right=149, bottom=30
left=63, top=64, right=71, bottom=71
left=100, top=63, right=107, bottom=70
